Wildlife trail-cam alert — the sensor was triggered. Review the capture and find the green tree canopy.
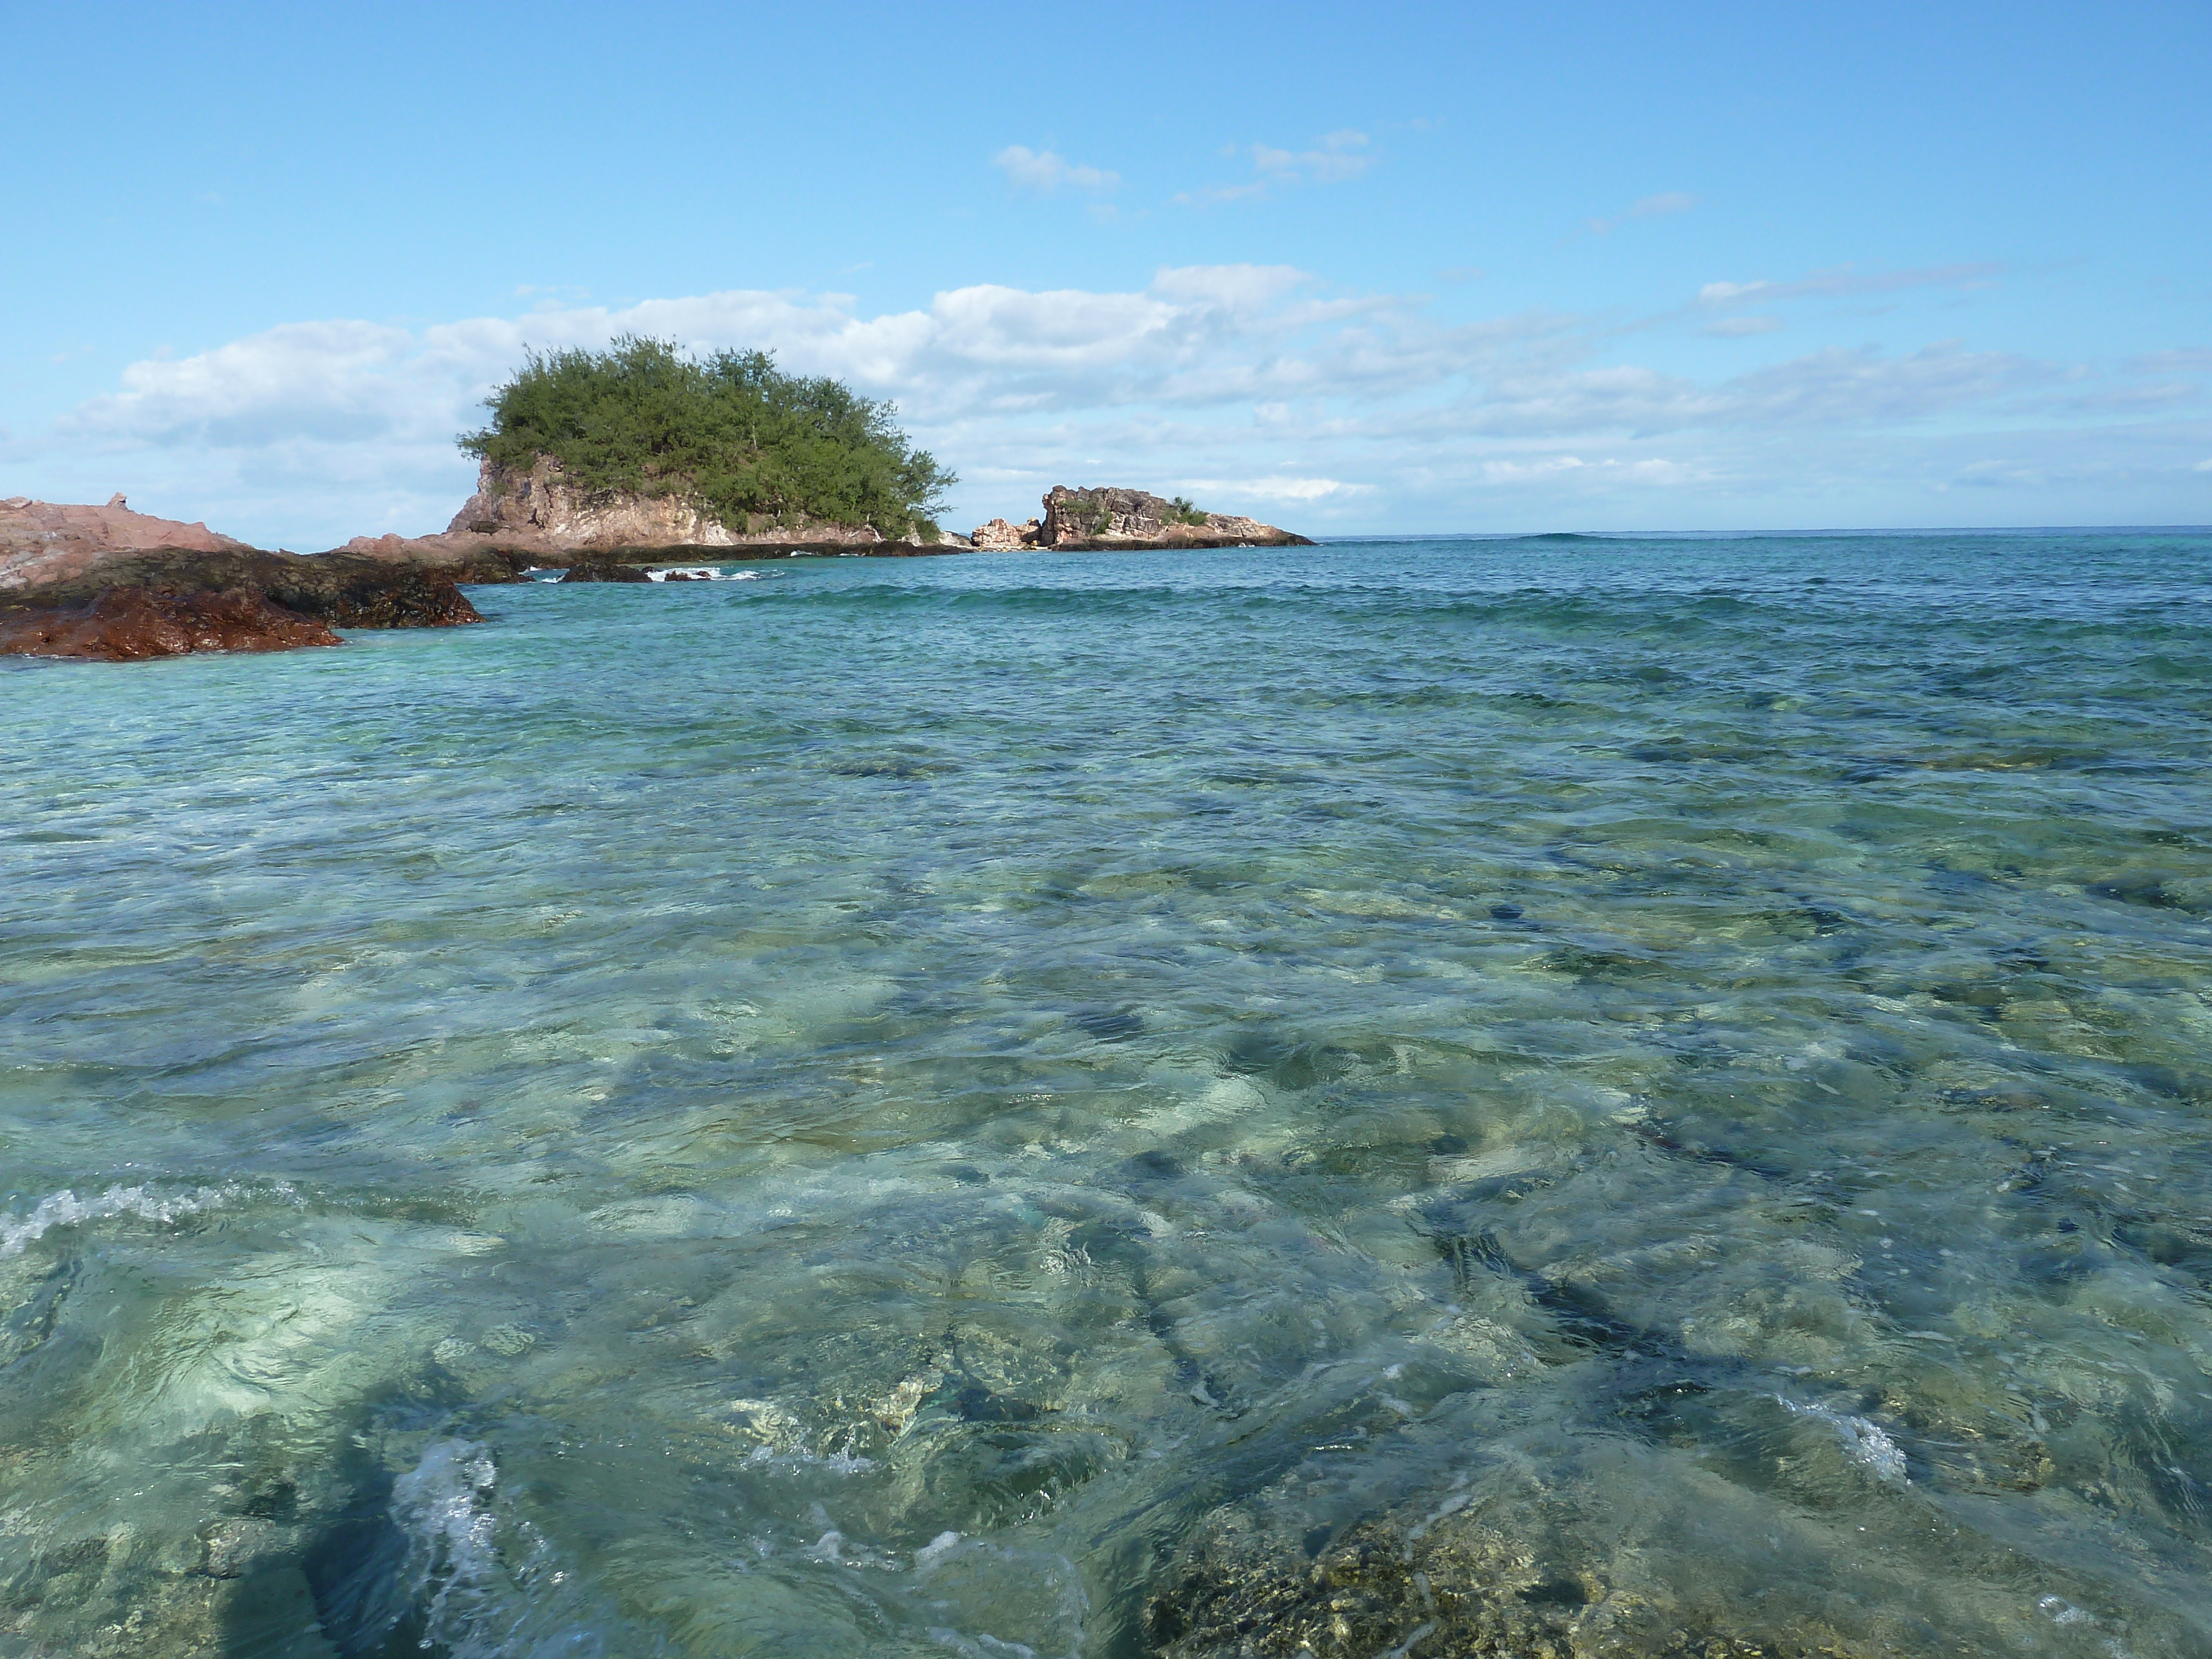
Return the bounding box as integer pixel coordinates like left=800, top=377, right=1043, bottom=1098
left=461, top=336, right=955, bottom=540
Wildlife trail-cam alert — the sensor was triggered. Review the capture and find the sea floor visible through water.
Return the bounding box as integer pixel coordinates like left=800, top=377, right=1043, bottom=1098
left=2, top=530, right=2210, bottom=1658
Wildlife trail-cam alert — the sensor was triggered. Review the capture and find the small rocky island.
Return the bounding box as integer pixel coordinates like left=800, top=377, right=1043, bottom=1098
left=2, top=339, right=1310, bottom=661
left=974, top=486, right=1308, bottom=552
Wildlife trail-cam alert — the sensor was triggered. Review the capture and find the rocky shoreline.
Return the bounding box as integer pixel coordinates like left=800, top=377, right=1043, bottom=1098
left=0, top=473, right=1310, bottom=661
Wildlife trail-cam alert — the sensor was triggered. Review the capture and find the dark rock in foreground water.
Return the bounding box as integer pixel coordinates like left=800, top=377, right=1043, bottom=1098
left=274, top=565, right=485, bottom=628
left=558, top=559, right=652, bottom=583
left=0, top=586, right=343, bottom=661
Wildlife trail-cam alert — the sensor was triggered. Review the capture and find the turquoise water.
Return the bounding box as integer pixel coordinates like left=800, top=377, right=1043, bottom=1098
left=3, top=532, right=2210, bottom=1658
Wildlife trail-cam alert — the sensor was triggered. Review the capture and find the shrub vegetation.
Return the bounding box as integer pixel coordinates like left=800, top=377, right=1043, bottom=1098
left=461, top=336, right=954, bottom=540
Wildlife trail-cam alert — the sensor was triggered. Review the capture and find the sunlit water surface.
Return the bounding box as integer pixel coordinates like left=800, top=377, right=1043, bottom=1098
left=3, top=533, right=2211, bottom=1658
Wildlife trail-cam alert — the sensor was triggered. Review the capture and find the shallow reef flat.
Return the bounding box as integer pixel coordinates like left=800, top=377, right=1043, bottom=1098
left=2, top=530, right=2209, bottom=1656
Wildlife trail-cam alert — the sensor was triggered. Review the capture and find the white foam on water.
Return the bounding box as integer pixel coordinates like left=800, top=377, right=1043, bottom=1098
left=390, top=1437, right=504, bottom=1641
left=926, top=1630, right=1038, bottom=1659
left=388, top=1437, right=599, bottom=1659
left=916, top=1530, right=963, bottom=1570
left=0, top=1181, right=267, bottom=1258
left=742, top=1443, right=877, bottom=1475
left=1775, top=1395, right=1909, bottom=1484
left=900, top=1537, right=1089, bottom=1658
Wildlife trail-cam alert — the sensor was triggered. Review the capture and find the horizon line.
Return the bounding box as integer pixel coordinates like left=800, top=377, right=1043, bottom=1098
left=1307, top=523, right=2212, bottom=540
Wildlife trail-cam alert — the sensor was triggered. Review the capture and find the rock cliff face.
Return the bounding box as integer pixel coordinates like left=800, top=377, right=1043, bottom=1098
left=971, top=517, right=1043, bottom=550
left=447, top=456, right=885, bottom=552
left=1037, top=487, right=1310, bottom=550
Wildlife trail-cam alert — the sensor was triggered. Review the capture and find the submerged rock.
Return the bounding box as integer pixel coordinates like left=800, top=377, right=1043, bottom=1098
left=0, top=586, right=343, bottom=661
left=1146, top=1503, right=1838, bottom=1659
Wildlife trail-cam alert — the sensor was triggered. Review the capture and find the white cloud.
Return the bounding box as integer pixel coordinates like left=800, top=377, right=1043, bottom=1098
left=1585, top=192, right=1697, bottom=236
left=1695, top=263, right=2002, bottom=308
left=1176, top=477, right=1370, bottom=503
left=1176, top=132, right=1372, bottom=205
left=2132, top=348, right=2212, bottom=374
left=992, top=145, right=1119, bottom=193
left=1255, top=130, right=1371, bottom=183
left=1700, top=316, right=1783, bottom=338
left=2052, top=382, right=2201, bottom=412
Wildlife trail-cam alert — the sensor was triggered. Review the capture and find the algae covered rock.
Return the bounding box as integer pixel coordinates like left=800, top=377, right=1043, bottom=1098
left=0, top=586, right=343, bottom=661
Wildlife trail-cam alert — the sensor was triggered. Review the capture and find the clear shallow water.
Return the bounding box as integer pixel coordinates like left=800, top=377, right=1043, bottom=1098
left=3, top=531, right=2210, bottom=1658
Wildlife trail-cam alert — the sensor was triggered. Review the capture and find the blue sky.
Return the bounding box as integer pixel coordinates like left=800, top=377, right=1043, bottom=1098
left=4, top=0, right=2208, bottom=544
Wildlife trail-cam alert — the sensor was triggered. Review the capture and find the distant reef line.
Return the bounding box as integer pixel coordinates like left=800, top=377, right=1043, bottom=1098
left=0, top=469, right=1311, bottom=661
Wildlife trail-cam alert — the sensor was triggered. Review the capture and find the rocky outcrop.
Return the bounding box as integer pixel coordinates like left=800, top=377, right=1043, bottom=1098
left=329, top=531, right=529, bottom=585
left=0, top=494, right=254, bottom=597
left=1, top=497, right=487, bottom=660
left=0, top=586, right=343, bottom=661
left=558, top=559, right=651, bottom=583
left=447, top=456, right=887, bottom=554
left=971, top=517, right=1042, bottom=550
left=1039, top=486, right=1311, bottom=550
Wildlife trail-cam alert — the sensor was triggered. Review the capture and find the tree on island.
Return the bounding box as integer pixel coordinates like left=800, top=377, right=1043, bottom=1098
left=461, top=336, right=956, bottom=541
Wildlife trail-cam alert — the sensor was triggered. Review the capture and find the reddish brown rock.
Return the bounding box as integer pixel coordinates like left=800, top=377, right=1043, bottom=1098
left=0, top=586, right=344, bottom=662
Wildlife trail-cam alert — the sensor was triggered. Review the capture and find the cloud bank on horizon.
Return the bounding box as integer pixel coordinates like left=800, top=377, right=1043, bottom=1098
left=9, top=260, right=2208, bottom=550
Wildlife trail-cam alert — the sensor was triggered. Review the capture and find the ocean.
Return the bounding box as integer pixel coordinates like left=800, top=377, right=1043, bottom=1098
left=3, top=530, right=2209, bottom=1657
